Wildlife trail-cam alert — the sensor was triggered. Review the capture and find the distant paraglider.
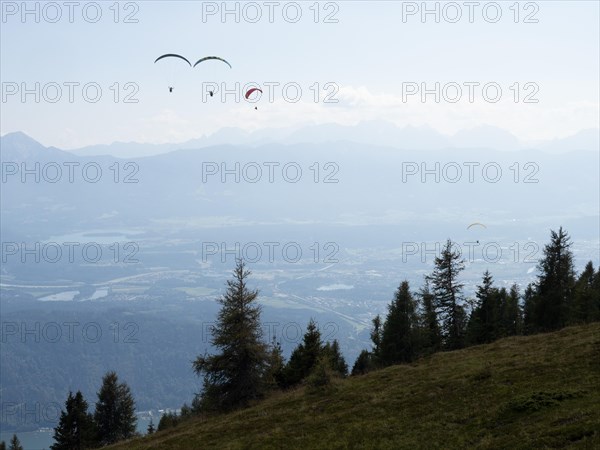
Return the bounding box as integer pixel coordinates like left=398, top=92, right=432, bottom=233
left=193, top=56, right=232, bottom=69
left=155, top=54, right=232, bottom=95
left=155, top=54, right=192, bottom=92
left=154, top=54, right=192, bottom=67
left=467, top=222, right=487, bottom=230
left=245, top=88, right=263, bottom=110
left=245, top=88, right=263, bottom=99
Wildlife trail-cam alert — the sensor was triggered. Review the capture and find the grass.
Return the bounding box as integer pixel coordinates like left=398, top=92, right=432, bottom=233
left=109, top=323, right=600, bottom=449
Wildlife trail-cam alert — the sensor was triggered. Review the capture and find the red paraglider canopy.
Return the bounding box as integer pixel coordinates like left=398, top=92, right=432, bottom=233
left=245, top=88, right=263, bottom=99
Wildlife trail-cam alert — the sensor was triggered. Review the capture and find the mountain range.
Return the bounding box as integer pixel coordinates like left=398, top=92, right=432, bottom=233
left=47, top=122, right=600, bottom=158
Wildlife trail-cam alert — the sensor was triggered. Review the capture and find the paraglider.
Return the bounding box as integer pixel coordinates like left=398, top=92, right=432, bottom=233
left=155, top=54, right=192, bottom=92
left=154, top=54, right=192, bottom=67
left=154, top=54, right=233, bottom=95
left=193, top=56, right=232, bottom=69
left=245, top=88, right=263, bottom=99
left=467, top=222, right=487, bottom=230
left=193, top=56, right=231, bottom=101
left=245, top=88, right=262, bottom=110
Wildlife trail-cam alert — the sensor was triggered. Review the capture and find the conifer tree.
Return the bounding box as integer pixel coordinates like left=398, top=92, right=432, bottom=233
left=534, top=227, right=576, bottom=331
left=380, top=281, right=418, bottom=364
left=467, top=270, right=497, bottom=344
left=51, top=391, right=96, bottom=450
left=593, top=265, right=600, bottom=318
left=503, top=283, right=522, bottom=336
left=427, top=239, right=467, bottom=350
left=283, top=319, right=323, bottom=386
left=322, top=339, right=348, bottom=377
left=193, top=259, right=269, bottom=412
left=522, top=283, right=537, bottom=334
left=351, top=350, right=374, bottom=376
left=305, top=356, right=332, bottom=391
left=93, top=371, right=137, bottom=446
left=180, top=403, right=192, bottom=419
left=8, top=435, right=22, bottom=450
left=571, top=261, right=599, bottom=323
left=157, top=412, right=178, bottom=431
left=147, top=419, right=155, bottom=434
left=369, top=315, right=383, bottom=366
left=265, top=337, right=286, bottom=388
left=495, top=287, right=508, bottom=338
left=417, top=279, right=441, bottom=354
left=593, top=267, right=600, bottom=289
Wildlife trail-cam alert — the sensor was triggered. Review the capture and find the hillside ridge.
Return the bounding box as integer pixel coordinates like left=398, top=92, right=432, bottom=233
left=109, top=323, right=600, bottom=449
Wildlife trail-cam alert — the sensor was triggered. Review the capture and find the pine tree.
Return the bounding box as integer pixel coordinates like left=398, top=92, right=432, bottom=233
left=283, top=319, right=323, bottom=386
left=417, top=279, right=441, bottom=354
left=351, top=312, right=387, bottom=376
left=380, top=281, right=418, bottom=365
left=467, top=270, right=497, bottom=344
left=534, top=227, right=576, bottom=331
left=322, top=339, right=348, bottom=377
left=157, top=412, right=178, bottom=431
left=503, top=284, right=522, bottom=336
left=265, top=337, right=286, bottom=389
left=571, top=261, right=599, bottom=323
left=523, top=283, right=537, bottom=334
left=305, top=356, right=332, bottom=392
left=190, top=393, right=203, bottom=415
left=369, top=315, right=383, bottom=367
left=427, top=239, right=467, bottom=350
left=351, top=350, right=374, bottom=376
left=0, top=440, right=5, bottom=450
left=495, top=287, right=510, bottom=338
left=8, top=435, right=22, bottom=450
left=193, top=259, right=269, bottom=411
left=147, top=419, right=155, bottom=434
left=93, top=371, right=137, bottom=446
left=593, top=266, right=600, bottom=318
left=51, top=391, right=96, bottom=450
left=180, top=403, right=192, bottom=419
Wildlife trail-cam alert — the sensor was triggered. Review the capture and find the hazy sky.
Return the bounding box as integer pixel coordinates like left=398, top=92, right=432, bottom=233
left=1, top=1, right=599, bottom=148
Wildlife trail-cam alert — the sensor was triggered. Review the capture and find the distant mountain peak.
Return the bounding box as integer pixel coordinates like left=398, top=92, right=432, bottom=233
left=1, top=131, right=42, bottom=146
left=0, top=131, right=73, bottom=161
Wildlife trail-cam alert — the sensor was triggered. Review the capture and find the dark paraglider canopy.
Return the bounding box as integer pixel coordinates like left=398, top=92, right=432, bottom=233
left=154, top=54, right=193, bottom=66
left=467, top=222, right=487, bottom=230
left=193, top=56, right=232, bottom=69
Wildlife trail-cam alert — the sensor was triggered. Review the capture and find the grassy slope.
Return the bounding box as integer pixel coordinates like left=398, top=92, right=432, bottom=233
left=110, top=323, right=600, bottom=449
